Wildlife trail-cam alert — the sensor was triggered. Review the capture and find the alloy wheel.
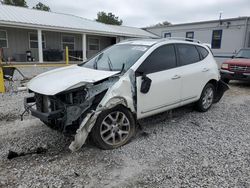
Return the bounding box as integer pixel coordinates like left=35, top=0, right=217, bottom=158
left=100, top=111, right=130, bottom=146
left=202, top=87, right=214, bottom=109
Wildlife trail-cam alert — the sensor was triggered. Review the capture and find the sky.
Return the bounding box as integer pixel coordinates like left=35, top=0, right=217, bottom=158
left=26, top=0, right=250, bottom=27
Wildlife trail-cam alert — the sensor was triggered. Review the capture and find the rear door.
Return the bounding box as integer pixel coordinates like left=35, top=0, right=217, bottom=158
left=175, top=44, right=210, bottom=105
left=136, top=44, right=182, bottom=119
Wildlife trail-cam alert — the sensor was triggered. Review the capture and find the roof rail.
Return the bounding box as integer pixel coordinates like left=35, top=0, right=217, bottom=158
left=165, top=37, right=201, bottom=43
left=118, top=38, right=151, bottom=43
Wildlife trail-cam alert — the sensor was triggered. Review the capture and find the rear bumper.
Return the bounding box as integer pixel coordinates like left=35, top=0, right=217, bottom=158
left=24, top=96, right=63, bottom=123
left=213, top=79, right=229, bottom=103
left=220, top=69, right=250, bottom=81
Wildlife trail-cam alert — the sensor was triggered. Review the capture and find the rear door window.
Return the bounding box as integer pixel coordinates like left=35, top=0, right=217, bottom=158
left=137, top=44, right=177, bottom=74
left=176, top=44, right=200, bottom=66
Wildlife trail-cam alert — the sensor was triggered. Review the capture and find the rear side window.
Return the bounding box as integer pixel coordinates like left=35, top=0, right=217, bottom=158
left=176, top=44, right=200, bottom=66
left=197, top=46, right=209, bottom=59
left=137, top=44, right=177, bottom=74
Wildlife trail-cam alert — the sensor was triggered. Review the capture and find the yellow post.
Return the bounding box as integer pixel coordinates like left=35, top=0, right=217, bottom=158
left=0, top=58, right=5, bottom=93
left=66, top=46, right=69, bottom=65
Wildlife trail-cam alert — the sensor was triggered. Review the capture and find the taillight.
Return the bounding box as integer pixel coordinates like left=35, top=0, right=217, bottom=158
left=221, top=63, right=229, bottom=70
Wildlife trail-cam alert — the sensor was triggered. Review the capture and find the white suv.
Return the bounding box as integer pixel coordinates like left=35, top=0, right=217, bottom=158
left=24, top=39, right=228, bottom=151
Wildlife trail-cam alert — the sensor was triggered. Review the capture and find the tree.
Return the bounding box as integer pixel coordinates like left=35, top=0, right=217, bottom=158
left=96, top=11, right=123, bottom=25
left=33, top=2, right=50, bottom=11
left=152, top=21, right=172, bottom=27
left=1, top=0, right=28, bottom=7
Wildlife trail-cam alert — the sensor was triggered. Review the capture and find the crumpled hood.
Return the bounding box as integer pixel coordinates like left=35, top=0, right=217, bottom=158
left=27, top=65, right=119, bottom=95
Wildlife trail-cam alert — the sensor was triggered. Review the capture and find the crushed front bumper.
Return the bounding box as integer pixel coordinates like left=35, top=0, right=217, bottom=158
left=24, top=96, right=63, bottom=123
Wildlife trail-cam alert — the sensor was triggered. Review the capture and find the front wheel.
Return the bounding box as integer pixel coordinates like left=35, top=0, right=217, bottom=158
left=90, top=105, right=136, bottom=150
left=195, top=83, right=215, bottom=112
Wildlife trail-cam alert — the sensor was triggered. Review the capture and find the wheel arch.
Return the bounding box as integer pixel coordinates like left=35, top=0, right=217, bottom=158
left=198, top=79, right=218, bottom=99
left=207, top=79, right=218, bottom=88
left=195, top=80, right=217, bottom=112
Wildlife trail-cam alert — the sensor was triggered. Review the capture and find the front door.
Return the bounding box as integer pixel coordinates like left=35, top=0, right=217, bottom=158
left=136, top=44, right=182, bottom=119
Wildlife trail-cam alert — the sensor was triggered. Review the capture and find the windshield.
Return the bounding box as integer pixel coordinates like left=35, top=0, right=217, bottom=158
left=235, top=49, right=250, bottom=59
left=81, top=44, right=149, bottom=71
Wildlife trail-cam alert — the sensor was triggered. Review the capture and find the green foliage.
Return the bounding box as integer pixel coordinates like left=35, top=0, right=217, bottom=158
left=1, top=0, right=28, bottom=7
left=153, top=21, right=172, bottom=27
left=33, top=2, right=50, bottom=11
left=96, top=11, right=123, bottom=25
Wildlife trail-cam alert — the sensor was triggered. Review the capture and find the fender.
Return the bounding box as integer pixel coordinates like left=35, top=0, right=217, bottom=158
left=69, top=70, right=136, bottom=152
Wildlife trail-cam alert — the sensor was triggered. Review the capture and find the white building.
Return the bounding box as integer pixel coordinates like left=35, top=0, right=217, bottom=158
left=145, top=17, right=250, bottom=64
left=0, top=5, right=156, bottom=63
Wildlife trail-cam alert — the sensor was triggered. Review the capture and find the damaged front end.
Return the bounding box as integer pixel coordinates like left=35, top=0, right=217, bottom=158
left=24, top=77, right=119, bottom=134
left=69, top=69, right=136, bottom=151
left=24, top=69, right=136, bottom=152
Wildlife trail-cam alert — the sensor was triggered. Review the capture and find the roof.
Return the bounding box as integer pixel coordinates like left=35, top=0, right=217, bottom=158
left=0, top=4, right=157, bottom=38
left=145, top=16, right=250, bottom=29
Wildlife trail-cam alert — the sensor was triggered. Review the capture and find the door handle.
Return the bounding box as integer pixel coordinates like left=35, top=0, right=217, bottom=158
left=171, top=75, right=181, bottom=80
left=202, top=68, right=209, bottom=72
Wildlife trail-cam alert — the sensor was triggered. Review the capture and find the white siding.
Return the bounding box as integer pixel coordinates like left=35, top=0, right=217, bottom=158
left=146, top=18, right=250, bottom=65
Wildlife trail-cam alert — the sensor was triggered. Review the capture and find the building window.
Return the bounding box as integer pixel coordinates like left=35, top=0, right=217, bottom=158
left=163, top=33, right=171, bottom=38
left=211, top=30, right=222, bottom=49
left=62, top=35, right=75, bottom=50
left=29, top=33, right=46, bottom=49
left=88, top=38, right=100, bottom=51
left=0, top=30, right=8, bottom=48
left=186, top=31, right=194, bottom=41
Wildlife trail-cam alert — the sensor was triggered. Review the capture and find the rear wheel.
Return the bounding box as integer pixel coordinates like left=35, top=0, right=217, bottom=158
left=91, top=105, right=136, bottom=150
left=196, top=83, right=215, bottom=112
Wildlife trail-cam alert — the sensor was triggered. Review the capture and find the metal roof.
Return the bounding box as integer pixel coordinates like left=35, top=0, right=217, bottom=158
left=144, top=16, right=250, bottom=29
left=0, top=4, right=157, bottom=38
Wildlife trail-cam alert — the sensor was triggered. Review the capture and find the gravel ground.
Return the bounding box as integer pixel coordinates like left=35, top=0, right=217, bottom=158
left=0, top=69, right=250, bottom=187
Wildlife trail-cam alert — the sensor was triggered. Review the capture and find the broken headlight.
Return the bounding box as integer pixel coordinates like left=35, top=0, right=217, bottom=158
left=56, top=88, right=88, bottom=105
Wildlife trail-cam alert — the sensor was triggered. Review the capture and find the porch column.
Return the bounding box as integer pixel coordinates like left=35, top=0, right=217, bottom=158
left=82, top=33, right=87, bottom=61
left=116, top=37, right=120, bottom=43
left=37, top=29, right=43, bottom=63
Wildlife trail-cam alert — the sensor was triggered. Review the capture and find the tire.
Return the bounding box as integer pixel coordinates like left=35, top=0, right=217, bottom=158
left=90, top=105, right=136, bottom=150
left=222, top=78, right=230, bottom=84
left=195, top=83, right=215, bottom=112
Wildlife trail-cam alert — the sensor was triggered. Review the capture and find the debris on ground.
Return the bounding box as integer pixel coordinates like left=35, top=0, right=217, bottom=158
left=7, top=147, right=47, bottom=160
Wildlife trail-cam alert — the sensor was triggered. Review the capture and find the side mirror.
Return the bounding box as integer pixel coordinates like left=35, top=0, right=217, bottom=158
left=140, top=74, right=152, bottom=94
left=231, top=55, right=235, bottom=59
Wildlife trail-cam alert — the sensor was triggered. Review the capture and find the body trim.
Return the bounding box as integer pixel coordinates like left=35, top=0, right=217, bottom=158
left=141, top=96, right=197, bottom=114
